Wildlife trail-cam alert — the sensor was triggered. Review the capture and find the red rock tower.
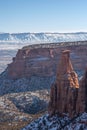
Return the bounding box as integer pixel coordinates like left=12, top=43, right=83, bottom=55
left=48, top=50, right=79, bottom=117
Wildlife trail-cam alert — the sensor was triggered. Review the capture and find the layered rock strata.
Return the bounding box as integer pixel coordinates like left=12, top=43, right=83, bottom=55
left=7, top=48, right=58, bottom=79
left=48, top=50, right=79, bottom=117
left=7, top=43, right=87, bottom=79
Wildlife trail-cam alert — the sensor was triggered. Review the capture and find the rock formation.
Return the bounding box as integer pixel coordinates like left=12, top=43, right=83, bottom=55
left=48, top=50, right=79, bottom=117
left=8, top=49, right=26, bottom=79
left=7, top=48, right=58, bottom=79
left=76, top=69, right=87, bottom=113
left=7, top=43, right=87, bottom=79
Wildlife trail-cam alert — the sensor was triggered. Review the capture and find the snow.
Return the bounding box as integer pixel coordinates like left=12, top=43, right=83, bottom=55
left=22, top=113, right=87, bottom=130
left=0, top=32, right=87, bottom=50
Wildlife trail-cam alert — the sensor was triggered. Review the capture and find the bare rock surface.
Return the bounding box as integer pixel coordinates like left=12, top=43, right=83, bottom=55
left=7, top=42, right=87, bottom=79
left=76, top=69, right=87, bottom=113
left=48, top=50, right=79, bottom=117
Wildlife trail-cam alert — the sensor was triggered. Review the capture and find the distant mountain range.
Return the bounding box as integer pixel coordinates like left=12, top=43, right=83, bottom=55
left=0, top=32, right=87, bottom=43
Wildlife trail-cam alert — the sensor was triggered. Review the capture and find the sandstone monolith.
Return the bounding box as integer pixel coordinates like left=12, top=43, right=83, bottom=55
left=48, top=50, right=79, bottom=117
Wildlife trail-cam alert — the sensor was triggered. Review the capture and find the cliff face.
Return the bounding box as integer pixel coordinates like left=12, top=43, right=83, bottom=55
left=76, top=69, right=87, bottom=113
left=7, top=43, right=87, bottom=79
left=7, top=48, right=58, bottom=79
left=48, top=50, right=79, bottom=117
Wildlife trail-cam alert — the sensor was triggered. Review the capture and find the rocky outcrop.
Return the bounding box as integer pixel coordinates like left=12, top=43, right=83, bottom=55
left=8, top=49, right=28, bottom=79
left=22, top=113, right=87, bottom=130
left=7, top=43, right=87, bottom=79
left=76, top=69, right=87, bottom=113
left=48, top=50, right=79, bottom=117
left=7, top=48, right=58, bottom=79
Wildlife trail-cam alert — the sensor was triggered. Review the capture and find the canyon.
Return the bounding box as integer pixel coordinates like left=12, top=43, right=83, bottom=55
left=0, top=41, right=87, bottom=95
left=0, top=41, right=87, bottom=129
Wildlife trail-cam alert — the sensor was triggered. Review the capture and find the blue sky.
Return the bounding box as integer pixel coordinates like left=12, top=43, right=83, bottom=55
left=0, top=0, right=87, bottom=33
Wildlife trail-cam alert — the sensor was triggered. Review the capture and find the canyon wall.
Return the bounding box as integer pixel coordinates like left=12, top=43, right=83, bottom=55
left=7, top=41, right=87, bottom=79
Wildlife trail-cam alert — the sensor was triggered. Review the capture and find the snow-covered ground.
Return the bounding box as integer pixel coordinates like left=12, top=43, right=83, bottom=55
left=0, top=70, right=55, bottom=95
left=0, top=90, right=49, bottom=123
left=22, top=113, right=87, bottom=130
left=1, top=32, right=87, bottom=44
left=0, top=95, right=30, bottom=123
left=5, top=90, right=49, bottom=114
left=0, top=32, right=87, bottom=50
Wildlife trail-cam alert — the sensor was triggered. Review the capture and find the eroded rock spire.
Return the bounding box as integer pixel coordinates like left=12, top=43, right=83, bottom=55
left=48, top=50, right=79, bottom=117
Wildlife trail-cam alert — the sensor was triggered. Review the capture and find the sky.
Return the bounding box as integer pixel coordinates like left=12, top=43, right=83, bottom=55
left=0, top=0, right=87, bottom=33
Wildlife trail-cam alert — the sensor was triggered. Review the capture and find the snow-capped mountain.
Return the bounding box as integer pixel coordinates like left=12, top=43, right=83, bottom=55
left=0, top=32, right=87, bottom=44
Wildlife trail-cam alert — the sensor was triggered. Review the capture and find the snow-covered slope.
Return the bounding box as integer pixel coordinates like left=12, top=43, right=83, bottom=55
left=0, top=90, right=49, bottom=129
left=0, top=70, right=54, bottom=95
left=5, top=90, right=49, bottom=114
left=22, top=113, right=87, bottom=130
left=0, top=32, right=87, bottom=44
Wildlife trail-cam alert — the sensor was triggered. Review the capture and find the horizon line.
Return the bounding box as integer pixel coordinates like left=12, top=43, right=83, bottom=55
left=0, top=31, right=87, bottom=34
